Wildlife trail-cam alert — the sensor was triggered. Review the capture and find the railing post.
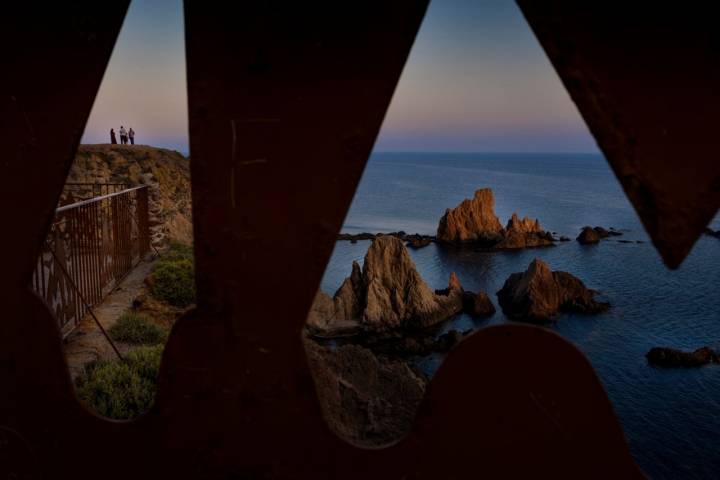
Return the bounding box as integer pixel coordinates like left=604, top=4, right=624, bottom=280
left=136, top=186, right=150, bottom=256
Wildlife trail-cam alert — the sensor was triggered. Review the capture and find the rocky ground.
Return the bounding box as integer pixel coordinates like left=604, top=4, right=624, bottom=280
left=65, top=145, right=193, bottom=246
left=304, top=236, right=495, bottom=446
left=62, top=145, right=193, bottom=380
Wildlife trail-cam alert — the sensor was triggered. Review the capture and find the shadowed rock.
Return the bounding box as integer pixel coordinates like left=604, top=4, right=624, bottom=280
left=437, top=188, right=553, bottom=249
left=462, top=291, right=496, bottom=317
left=577, top=226, right=601, bottom=244
left=704, top=227, right=720, bottom=239
left=306, top=236, right=463, bottom=336
left=304, top=339, right=426, bottom=446
left=577, top=226, right=623, bottom=244
left=646, top=346, right=718, bottom=367
left=497, top=258, right=609, bottom=323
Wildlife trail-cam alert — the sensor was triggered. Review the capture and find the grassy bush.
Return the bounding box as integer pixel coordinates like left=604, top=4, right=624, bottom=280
left=151, top=242, right=196, bottom=307
left=75, top=345, right=163, bottom=420
left=108, top=312, right=168, bottom=345
left=158, top=242, right=194, bottom=264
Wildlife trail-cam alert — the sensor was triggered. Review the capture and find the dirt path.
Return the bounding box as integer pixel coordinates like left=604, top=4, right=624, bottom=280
left=63, top=260, right=155, bottom=381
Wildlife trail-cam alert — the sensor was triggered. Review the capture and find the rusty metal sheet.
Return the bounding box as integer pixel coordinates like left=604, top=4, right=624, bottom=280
left=517, top=1, right=720, bottom=269
left=0, top=1, right=643, bottom=478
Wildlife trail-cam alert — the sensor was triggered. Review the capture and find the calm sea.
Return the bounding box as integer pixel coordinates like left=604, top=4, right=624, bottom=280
left=320, top=152, right=720, bottom=479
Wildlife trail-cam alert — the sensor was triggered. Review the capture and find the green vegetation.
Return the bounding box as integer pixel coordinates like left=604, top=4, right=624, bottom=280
left=75, top=345, right=163, bottom=420
left=151, top=242, right=196, bottom=307
left=108, top=312, right=168, bottom=345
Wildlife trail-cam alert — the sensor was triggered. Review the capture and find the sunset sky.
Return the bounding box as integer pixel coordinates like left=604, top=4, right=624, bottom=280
left=81, top=0, right=598, bottom=154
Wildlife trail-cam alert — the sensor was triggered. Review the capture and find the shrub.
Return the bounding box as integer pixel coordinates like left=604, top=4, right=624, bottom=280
left=158, top=242, right=194, bottom=265
left=151, top=258, right=195, bottom=307
left=75, top=345, right=164, bottom=420
left=108, top=312, right=168, bottom=345
left=151, top=242, right=196, bottom=307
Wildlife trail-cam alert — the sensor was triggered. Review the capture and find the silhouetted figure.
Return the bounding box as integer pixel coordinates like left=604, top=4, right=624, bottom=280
left=128, top=127, right=135, bottom=145
left=119, top=126, right=128, bottom=145
left=110, top=128, right=117, bottom=144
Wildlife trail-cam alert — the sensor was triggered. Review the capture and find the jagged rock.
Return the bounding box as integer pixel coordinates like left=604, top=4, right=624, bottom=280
left=303, top=339, right=427, bottom=447
left=495, top=213, right=554, bottom=249
left=437, top=188, right=505, bottom=245
left=437, top=189, right=553, bottom=249
left=307, top=236, right=463, bottom=335
left=559, top=236, right=571, bottom=242
left=462, top=291, right=496, bottom=317
left=646, top=346, right=718, bottom=367
left=497, top=258, right=610, bottom=322
left=577, top=226, right=601, bottom=244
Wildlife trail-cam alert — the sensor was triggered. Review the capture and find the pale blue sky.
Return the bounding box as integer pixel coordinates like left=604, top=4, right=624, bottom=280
left=82, top=0, right=598, bottom=154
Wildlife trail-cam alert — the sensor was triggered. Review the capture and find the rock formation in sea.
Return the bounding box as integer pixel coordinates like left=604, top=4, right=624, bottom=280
left=577, top=227, right=601, bottom=244
left=495, top=213, right=555, bottom=249
left=437, top=188, right=505, bottom=245
left=303, top=339, right=427, bottom=446
left=704, top=227, right=720, bottom=239
left=64, top=145, right=193, bottom=246
left=496, top=258, right=610, bottom=322
left=306, top=236, right=463, bottom=336
left=461, top=291, right=496, bottom=317
left=646, top=346, right=718, bottom=367
left=436, top=188, right=553, bottom=249
left=577, top=226, right=623, bottom=244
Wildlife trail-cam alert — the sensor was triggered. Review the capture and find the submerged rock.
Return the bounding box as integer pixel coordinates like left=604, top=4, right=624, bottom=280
left=646, top=346, right=718, bottom=368
left=307, top=236, right=463, bottom=336
left=437, top=188, right=553, bottom=249
left=496, top=258, right=609, bottom=322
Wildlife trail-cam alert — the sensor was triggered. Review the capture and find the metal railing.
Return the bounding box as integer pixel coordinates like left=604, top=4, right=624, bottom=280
left=60, top=183, right=128, bottom=206
left=32, top=185, right=151, bottom=337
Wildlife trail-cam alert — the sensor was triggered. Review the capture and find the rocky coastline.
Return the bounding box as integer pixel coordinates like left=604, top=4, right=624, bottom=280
left=305, top=187, right=653, bottom=446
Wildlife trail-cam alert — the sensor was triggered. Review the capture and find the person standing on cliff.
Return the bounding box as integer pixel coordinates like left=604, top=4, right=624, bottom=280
left=128, top=127, right=135, bottom=145
left=119, top=125, right=127, bottom=145
left=110, top=128, right=117, bottom=144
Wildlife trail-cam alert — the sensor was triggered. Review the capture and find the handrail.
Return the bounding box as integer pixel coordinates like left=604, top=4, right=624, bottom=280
left=32, top=185, right=152, bottom=337
left=56, top=185, right=148, bottom=213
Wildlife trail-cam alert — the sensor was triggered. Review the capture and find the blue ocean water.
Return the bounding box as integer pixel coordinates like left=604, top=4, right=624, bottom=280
left=320, top=152, right=720, bottom=479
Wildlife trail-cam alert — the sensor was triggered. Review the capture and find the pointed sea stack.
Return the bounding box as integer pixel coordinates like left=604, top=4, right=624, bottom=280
left=306, top=236, right=463, bottom=335
left=497, top=258, right=609, bottom=323
left=437, top=188, right=505, bottom=245
left=437, top=188, right=553, bottom=249
left=495, top=213, right=554, bottom=249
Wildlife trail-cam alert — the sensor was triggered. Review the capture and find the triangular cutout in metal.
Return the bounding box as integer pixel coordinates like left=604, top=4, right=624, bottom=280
left=518, top=2, right=720, bottom=269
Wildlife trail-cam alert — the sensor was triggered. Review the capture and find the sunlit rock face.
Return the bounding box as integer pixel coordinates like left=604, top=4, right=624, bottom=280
left=497, top=258, right=609, bottom=322
left=306, top=236, right=463, bottom=336
left=437, top=188, right=553, bottom=249
left=437, top=188, right=505, bottom=245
